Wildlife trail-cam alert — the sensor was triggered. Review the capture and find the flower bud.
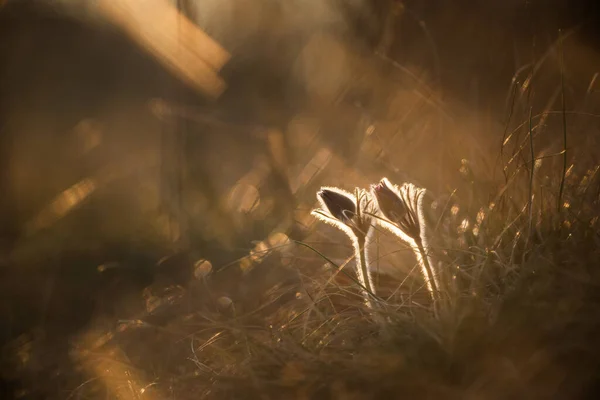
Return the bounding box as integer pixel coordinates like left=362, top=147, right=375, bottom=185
left=371, top=178, right=421, bottom=239
left=317, top=189, right=356, bottom=224
left=371, top=180, right=407, bottom=225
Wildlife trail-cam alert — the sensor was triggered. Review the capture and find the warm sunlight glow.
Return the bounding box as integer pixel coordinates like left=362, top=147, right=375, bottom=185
left=97, top=0, right=229, bottom=97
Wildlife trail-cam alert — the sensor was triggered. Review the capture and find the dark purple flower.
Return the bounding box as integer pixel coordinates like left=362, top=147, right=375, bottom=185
left=371, top=179, right=420, bottom=239
left=318, top=189, right=356, bottom=224
left=372, top=180, right=406, bottom=224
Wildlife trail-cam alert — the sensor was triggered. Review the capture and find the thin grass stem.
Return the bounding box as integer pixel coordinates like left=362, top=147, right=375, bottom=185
left=558, top=29, right=568, bottom=215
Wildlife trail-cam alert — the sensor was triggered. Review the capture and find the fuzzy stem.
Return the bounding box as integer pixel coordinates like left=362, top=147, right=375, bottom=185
left=377, top=220, right=438, bottom=314
left=415, top=237, right=438, bottom=297
left=415, top=189, right=441, bottom=294
left=354, top=233, right=375, bottom=308
left=414, top=237, right=439, bottom=319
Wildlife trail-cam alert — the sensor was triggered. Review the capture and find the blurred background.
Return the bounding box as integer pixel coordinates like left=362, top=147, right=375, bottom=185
left=1, top=0, right=600, bottom=398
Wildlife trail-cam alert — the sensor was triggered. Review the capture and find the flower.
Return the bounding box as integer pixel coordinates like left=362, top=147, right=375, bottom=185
left=371, top=178, right=423, bottom=241
left=317, top=188, right=356, bottom=224
left=371, top=178, right=440, bottom=307
left=371, top=179, right=407, bottom=225
left=312, top=186, right=377, bottom=308
left=313, top=187, right=374, bottom=238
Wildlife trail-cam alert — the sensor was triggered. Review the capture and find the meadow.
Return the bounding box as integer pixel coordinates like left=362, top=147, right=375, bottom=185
left=1, top=1, right=600, bottom=399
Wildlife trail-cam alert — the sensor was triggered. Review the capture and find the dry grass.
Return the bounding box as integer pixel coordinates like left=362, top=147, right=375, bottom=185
left=2, top=3, right=600, bottom=399
left=7, top=145, right=595, bottom=399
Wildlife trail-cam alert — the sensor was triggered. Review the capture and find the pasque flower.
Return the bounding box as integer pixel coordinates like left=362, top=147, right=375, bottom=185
left=312, top=187, right=376, bottom=307
left=317, top=189, right=357, bottom=226
left=371, top=178, right=440, bottom=306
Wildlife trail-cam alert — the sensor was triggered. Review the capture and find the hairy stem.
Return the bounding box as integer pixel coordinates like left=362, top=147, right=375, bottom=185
left=354, top=233, right=375, bottom=308
left=414, top=238, right=437, bottom=294
left=376, top=218, right=439, bottom=316
left=414, top=236, right=439, bottom=318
